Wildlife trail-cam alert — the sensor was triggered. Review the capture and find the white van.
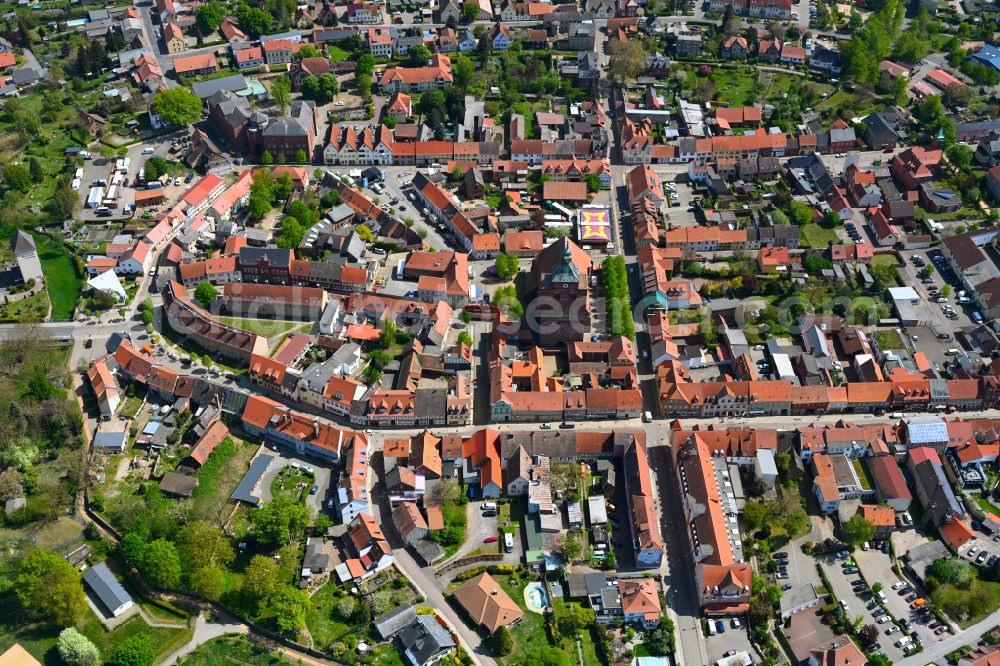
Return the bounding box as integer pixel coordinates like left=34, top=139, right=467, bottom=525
left=946, top=348, right=961, bottom=355
left=708, top=621, right=717, bottom=636
left=482, top=502, right=497, bottom=511
left=895, top=636, right=912, bottom=648
left=504, top=533, right=513, bottom=553
left=142, top=147, right=155, bottom=154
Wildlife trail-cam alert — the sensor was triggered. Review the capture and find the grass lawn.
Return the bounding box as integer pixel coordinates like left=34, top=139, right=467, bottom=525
left=175, top=635, right=294, bottom=665
left=710, top=68, right=761, bottom=107
left=216, top=316, right=300, bottom=338
left=853, top=458, right=874, bottom=490
left=437, top=500, right=468, bottom=559
left=874, top=330, right=904, bottom=350
left=975, top=493, right=999, bottom=516
left=872, top=254, right=900, bottom=268
left=120, top=396, right=143, bottom=418
left=488, top=575, right=548, bottom=666
left=328, top=45, right=350, bottom=61
left=799, top=224, right=838, bottom=249
left=190, top=436, right=258, bottom=522
left=551, top=599, right=603, bottom=666
left=270, top=467, right=314, bottom=503
left=0, top=289, right=49, bottom=322
left=305, top=581, right=365, bottom=651
left=934, top=580, right=1000, bottom=628
left=0, top=611, right=190, bottom=665
left=29, top=232, right=81, bottom=321
left=485, top=194, right=502, bottom=209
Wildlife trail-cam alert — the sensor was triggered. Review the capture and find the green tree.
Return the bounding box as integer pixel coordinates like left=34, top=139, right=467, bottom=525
left=152, top=87, right=203, bottom=126
left=408, top=43, right=431, bottom=67
left=189, top=566, right=226, bottom=601
left=140, top=538, right=182, bottom=588
left=58, top=628, right=100, bottom=666
left=742, top=499, right=766, bottom=532
left=495, top=252, right=520, bottom=280
left=586, top=174, right=602, bottom=193
left=236, top=3, right=273, bottom=37
left=462, top=1, right=480, bottom=21
left=841, top=514, right=875, bottom=545
left=194, top=281, right=218, bottom=310
left=140, top=309, right=154, bottom=326
left=4, top=164, right=31, bottom=192
left=195, top=2, right=226, bottom=35
left=108, top=634, right=154, bottom=666
left=261, top=149, right=274, bottom=166
left=457, top=331, right=473, bottom=347
left=355, top=223, right=374, bottom=241
left=277, top=216, right=305, bottom=249
left=490, top=626, right=513, bottom=656
left=607, top=39, right=646, bottom=83
left=251, top=495, right=310, bottom=545
left=355, top=54, right=375, bottom=78
left=176, top=520, right=234, bottom=571
left=868, top=655, right=892, bottom=666
left=270, top=76, right=292, bottom=114
left=15, top=548, right=86, bottom=625
left=242, top=554, right=279, bottom=604
left=294, top=148, right=308, bottom=164
left=28, top=157, right=42, bottom=183
left=493, top=285, right=523, bottom=318
left=892, top=74, right=908, bottom=105
left=269, top=586, right=310, bottom=635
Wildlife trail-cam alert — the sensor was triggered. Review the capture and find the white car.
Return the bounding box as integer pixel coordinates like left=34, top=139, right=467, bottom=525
left=885, top=625, right=900, bottom=635
left=540, top=422, right=552, bottom=429
left=877, top=615, right=891, bottom=624
left=892, top=581, right=906, bottom=590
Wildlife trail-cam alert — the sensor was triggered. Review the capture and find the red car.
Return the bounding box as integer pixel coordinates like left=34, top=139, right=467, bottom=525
left=484, top=536, right=498, bottom=543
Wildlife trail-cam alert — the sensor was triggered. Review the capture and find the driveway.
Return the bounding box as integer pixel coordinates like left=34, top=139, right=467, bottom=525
left=449, top=502, right=499, bottom=561
left=254, top=447, right=332, bottom=514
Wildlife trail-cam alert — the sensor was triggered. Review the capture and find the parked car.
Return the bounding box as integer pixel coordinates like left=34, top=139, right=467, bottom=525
left=715, top=621, right=725, bottom=634
left=484, top=536, right=498, bottom=543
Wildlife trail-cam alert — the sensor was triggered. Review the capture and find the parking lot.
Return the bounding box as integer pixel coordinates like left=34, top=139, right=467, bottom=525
left=819, top=554, right=909, bottom=663
left=853, top=546, right=953, bottom=646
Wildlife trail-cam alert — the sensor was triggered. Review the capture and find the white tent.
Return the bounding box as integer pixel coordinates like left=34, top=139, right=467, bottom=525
left=88, top=269, right=126, bottom=303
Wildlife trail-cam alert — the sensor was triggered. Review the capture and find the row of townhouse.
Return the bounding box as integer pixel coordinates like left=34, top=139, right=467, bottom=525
left=162, top=280, right=269, bottom=363
left=655, top=361, right=1000, bottom=417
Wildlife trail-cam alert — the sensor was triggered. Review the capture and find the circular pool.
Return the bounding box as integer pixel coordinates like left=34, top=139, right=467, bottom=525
left=524, top=583, right=548, bottom=613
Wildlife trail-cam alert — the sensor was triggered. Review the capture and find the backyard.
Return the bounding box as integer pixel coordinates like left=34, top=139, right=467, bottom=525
left=216, top=316, right=302, bottom=338
left=30, top=232, right=82, bottom=321
left=799, top=224, right=838, bottom=249
left=306, top=576, right=419, bottom=656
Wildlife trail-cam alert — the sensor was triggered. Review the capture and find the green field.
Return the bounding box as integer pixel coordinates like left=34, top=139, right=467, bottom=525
left=29, top=232, right=82, bottom=321
left=872, top=254, right=900, bottom=268
left=328, top=46, right=350, bottom=62
left=800, top=224, right=838, bottom=249
left=216, top=316, right=300, bottom=338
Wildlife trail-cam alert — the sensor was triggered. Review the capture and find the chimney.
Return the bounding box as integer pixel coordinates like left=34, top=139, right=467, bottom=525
left=491, top=589, right=498, bottom=596
left=313, top=419, right=320, bottom=438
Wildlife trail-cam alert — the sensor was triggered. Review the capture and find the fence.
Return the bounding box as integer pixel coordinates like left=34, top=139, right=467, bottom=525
left=436, top=553, right=504, bottom=577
